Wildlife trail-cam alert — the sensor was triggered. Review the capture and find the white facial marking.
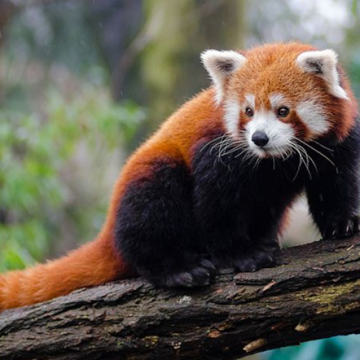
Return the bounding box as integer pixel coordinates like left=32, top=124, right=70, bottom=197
left=245, top=110, right=295, bottom=158
left=245, top=94, right=255, bottom=109
left=269, top=93, right=286, bottom=108
left=296, top=50, right=348, bottom=100
left=201, top=50, right=247, bottom=104
left=224, top=99, right=241, bottom=135
left=296, top=100, right=329, bottom=135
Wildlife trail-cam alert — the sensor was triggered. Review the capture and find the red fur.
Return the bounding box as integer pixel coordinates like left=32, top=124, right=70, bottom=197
left=1, top=42, right=356, bottom=311
left=230, top=43, right=358, bottom=140
left=0, top=89, right=220, bottom=311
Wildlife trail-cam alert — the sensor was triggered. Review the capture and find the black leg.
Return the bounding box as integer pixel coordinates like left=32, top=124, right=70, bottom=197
left=306, top=128, right=360, bottom=239
left=231, top=237, right=280, bottom=272
left=192, top=137, right=290, bottom=272
left=115, top=160, right=215, bottom=288
left=307, top=170, right=360, bottom=239
left=193, top=208, right=280, bottom=272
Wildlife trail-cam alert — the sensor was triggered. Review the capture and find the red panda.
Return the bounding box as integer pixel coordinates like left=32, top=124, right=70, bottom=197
left=0, top=42, right=359, bottom=311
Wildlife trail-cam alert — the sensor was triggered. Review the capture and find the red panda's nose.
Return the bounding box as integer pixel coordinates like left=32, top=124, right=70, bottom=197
left=252, top=131, right=269, bottom=147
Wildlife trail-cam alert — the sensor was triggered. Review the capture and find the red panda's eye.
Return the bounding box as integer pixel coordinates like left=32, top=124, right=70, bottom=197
left=245, top=107, right=254, bottom=117
left=278, top=107, right=290, bottom=117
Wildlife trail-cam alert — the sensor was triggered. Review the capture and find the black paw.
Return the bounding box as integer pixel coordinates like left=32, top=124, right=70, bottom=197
left=210, top=240, right=279, bottom=273
left=322, top=216, right=360, bottom=239
left=140, top=257, right=216, bottom=288
left=164, top=259, right=216, bottom=288
left=233, top=249, right=276, bottom=272
left=229, top=240, right=279, bottom=273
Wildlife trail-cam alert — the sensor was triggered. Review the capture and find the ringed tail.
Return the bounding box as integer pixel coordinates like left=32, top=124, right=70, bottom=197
left=0, top=233, right=131, bottom=311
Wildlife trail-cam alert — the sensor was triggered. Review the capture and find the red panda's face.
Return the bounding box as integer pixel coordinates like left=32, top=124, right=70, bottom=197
left=226, top=91, right=306, bottom=158
left=202, top=43, right=357, bottom=159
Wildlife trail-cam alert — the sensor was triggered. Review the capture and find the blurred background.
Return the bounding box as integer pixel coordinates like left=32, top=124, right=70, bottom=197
left=0, top=0, right=359, bottom=359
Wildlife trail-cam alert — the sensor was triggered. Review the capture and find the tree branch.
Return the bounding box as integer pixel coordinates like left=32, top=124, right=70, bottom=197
left=1, top=235, right=360, bottom=360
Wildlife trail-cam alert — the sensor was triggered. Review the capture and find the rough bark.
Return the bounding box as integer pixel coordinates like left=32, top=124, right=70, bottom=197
left=1, top=235, right=360, bottom=360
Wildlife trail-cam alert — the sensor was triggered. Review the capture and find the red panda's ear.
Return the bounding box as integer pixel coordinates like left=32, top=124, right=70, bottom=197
left=201, top=50, right=246, bottom=104
left=296, top=50, right=348, bottom=100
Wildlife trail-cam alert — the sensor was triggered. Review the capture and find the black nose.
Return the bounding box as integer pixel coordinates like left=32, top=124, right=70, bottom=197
left=251, top=131, right=269, bottom=147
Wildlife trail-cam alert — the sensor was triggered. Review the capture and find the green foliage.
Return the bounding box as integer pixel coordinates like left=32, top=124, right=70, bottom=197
left=0, top=86, right=145, bottom=272
left=352, top=0, right=358, bottom=16
left=348, top=62, right=360, bottom=100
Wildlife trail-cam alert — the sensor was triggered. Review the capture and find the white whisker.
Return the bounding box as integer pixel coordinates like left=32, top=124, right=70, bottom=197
left=296, top=139, right=336, bottom=167
left=287, top=141, right=312, bottom=180
left=311, top=140, right=334, bottom=153
left=200, top=135, right=226, bottom=152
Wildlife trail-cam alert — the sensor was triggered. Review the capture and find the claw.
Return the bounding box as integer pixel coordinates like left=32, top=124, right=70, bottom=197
left=323, top=216, right=360, bottom=240
left=200, top=259, right=217, bottom=274
left=235, top=258, right=257, bottom=272
left=353, top=216, right=360, bottom=233
left=164, top=262, right=213, bottom=288
left=346, top=220, right=354, bottom=235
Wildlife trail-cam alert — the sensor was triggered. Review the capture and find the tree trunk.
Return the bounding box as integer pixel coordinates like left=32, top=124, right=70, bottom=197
left=0, top=1, right=16, bottom=47
left=2, top=235, right=360, bottom=360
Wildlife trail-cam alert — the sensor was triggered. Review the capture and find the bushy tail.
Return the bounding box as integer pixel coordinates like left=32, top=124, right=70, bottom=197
left=0, top=236, right=131, bottom=311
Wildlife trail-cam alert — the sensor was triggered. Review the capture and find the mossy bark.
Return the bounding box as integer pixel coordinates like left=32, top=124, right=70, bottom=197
left=2, top=236, right=360, bottom=359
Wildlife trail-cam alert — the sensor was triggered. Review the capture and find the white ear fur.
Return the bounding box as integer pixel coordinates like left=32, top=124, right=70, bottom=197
left=296, top=49, right=348, bottom=100
left=201, top=50, right=246, bottom=104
